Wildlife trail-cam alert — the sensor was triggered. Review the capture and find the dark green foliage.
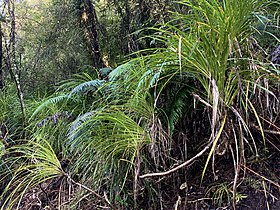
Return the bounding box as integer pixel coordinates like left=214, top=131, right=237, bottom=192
left=0, top=0, right=279, bottom=209
left=253, top=4, right=279, bottom=51
left=69, top=79, right=105, bottom=95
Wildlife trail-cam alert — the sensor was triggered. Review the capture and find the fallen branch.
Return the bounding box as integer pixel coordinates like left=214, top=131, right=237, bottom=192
left=251, top=123, right=280, bottom=135
left=140, top=142, right=212, bottom=179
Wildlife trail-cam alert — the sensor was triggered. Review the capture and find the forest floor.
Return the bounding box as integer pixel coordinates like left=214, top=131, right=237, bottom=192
left=181, top=145, right=280, bottom=210
left=17, top=137, right=279, bottom=210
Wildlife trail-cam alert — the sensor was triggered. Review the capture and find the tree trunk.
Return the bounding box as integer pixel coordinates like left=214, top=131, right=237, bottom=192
left=121, top=0, right=139, bottom=54
left=0, top=21, right=3, bottom=90
left=125, top=0, right=139, bottom=53
left=79, top=0, right=104, bottom=68
left=6, top=0, right=26, bottom=124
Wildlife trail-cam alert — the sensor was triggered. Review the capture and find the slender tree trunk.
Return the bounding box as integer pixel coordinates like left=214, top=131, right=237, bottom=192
left=6, top=0, right=26, bottom=124
left=120, top=0, right=139, bottom=54
left=79, top=0, right=104, bottom=68
left=0, top=21, right=3, bottom=90
left=125, top=0, right=139, bottom=53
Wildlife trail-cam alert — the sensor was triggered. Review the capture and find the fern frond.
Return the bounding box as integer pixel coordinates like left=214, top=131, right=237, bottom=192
left=57, top=72, right=95, bottom=91
left=30, top=94, right=69, bottom=120
left=37, top=111, right=71, bottom=127
left=69, top=79, right=105, bottom=96
left=99, top=67, right=112, bottom=78
left=109, top=62, right=133, bottom=81
left=167, top=87, right=190, bottom=135
left=67, top=111, right=95, bottom=149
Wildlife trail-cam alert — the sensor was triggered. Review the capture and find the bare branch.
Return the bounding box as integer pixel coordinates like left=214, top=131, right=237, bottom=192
left=139, top=142, right=212, bottom=179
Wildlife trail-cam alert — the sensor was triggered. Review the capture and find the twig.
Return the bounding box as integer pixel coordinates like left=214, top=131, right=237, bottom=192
left=64, top=173, right=116, bottom=209
left=251, top=123, right=280, bottom=135
left=259, top=116, right=280, bottom=131
left=249, top=123, right=280, bottom=152
left=241, top=165, right=280, bottom=189
left=192, top=93, right=212, bottom=108
left=187, top=197, right=212, bottom=203
left=139, top=142, right=212, bottom=179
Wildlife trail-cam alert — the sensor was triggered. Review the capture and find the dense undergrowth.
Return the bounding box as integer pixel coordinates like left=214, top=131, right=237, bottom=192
left=0, top=0, right=279, bottom=209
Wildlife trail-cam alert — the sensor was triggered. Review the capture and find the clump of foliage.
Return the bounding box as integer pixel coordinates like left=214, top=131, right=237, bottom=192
left=0, top=0, right=279, bottom=209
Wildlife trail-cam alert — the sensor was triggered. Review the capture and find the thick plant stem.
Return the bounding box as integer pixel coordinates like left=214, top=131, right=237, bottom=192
left=134, top=149, right=141, bottom=209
